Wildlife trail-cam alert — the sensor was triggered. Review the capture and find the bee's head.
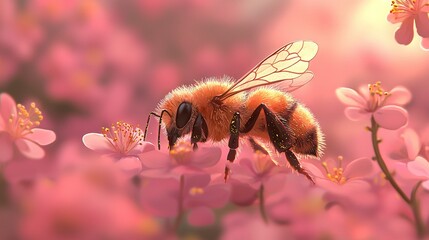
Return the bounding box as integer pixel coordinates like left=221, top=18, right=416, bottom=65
left=167, top=101, right=194, bottom=149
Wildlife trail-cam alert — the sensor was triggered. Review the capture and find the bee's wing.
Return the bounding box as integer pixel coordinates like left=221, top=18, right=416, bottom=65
left=216, top=40, right=318, bottom=101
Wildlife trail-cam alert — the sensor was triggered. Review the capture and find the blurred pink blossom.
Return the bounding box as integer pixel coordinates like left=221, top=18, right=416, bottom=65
left=407, top=156, right=429, bottom=190
left=20, top=170, right=160, bottom=240
left=304, top=156, right=374, bottom=197
left=140, top=141, right=221, bottom=179
left=387, top=0, right=429, bottom=45
left=140, top=174, right=230, bottom=226
left=422, top=37, right=429, bottom=49
left=0, top=93, right=56, bottom=162
left=82, top=121, right=154, bottom=174
left=336, top=82, right=411, bottom=129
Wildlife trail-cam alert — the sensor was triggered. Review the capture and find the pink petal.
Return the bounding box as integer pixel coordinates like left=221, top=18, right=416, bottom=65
left=387, top=12, right=410, bottom=24
left=344, top=107, right=371, bottom=121
left=229, top=181, right=258, bottom=206
left=401, top=128, right=421, bottom=160
left=384, top=86, right=412, bottom=106
left=116, top=156, right=142, bottom=175
left=190, top=146, right=222, bottom=168
left=0, top=133, right=13, bottom=162
left=422, top=180, right=429, bottom=190
left=139, top=150, right=171, bottom=169
left=25, top=128, right=56, bottom=146
left=343, top=158, right=373, bottom=179
left=335, top=88, right=366, bottom=107
left=416, top=12, right=429, bottom=37
left=407, top=156, right=429, bottom=177
left=140, top=178, right=179, bottom=217
left=82, top=133, right=115, bottom=153
left=395, top=17, right=415, bottom=45
left=0, top=93, right=17, bottom=124
left=128, top=141, right=155, bottom=155
left=421, top=38, right=429, bottom=50
left=374, top=106, right=408, bottom=130
left=187, top=207, right=215, bottom=227
left=15, top=139, right=45, bottom=159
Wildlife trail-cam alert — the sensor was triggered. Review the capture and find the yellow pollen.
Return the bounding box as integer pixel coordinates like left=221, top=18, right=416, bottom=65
left=390, top=0, right=417, bottom=14
left=169, top=141, right=193, bottom=164
left=321, top=156, right=347, bottom=184
left=189, top=187, right=204, bottom=195
left=8, top=102, right=44, bottom=138
left=101, top=121, right=144, bottom=154
left=368, top=81, right=390, bottom=96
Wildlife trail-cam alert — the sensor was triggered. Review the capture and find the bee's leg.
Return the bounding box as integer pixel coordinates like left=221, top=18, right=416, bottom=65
left=284, top=150, right=315, bottom=184
left=225, top=112, right=240, bottom=182
left=191, top=114, right=208, bottom=151
left=241, top=104, right=314, bottom=183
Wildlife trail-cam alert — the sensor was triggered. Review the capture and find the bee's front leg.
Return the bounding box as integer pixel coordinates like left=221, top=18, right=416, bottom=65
left=190, top=114, right=208, bottom=150
left=225, top=112, right=240, bottom=182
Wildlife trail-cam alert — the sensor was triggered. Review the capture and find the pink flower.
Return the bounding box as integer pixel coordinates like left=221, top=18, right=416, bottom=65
left=140, top=174, right=230, bottom=226
left=20, top=167, right=160, bottom=240
left=407, top=156, right=429, bottom=190
left=0, top=93, right=56, bottom=162
left=82, top=121, right=155, bottom=174
left=231, top=151, right=288, bottom=188
left=304, top=156, right=374, bottom=197
left=387, top=0, right=429, bottom=45
left=140, top=140, right=221, bottom=179
left=229, top=151, right=291, bottom=206
left=336, top=82, right=411, bottom=130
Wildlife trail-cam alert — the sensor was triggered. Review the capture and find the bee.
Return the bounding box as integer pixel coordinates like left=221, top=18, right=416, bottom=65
left=144, top=40, right=324, bottom=183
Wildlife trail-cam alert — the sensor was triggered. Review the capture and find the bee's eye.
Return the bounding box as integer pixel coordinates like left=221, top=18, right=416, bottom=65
left=176, top=102, right=192, bottom=128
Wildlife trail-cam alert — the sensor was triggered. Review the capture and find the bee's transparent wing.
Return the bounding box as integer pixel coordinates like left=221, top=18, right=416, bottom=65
left=216, top=41, right=318, bottom=101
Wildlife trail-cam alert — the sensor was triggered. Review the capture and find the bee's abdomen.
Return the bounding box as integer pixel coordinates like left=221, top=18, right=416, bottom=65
left=288, top=104, right=323, bottom=157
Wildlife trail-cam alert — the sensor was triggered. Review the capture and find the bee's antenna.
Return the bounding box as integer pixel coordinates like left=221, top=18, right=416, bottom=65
left=144, top=110, right=172, bottom=150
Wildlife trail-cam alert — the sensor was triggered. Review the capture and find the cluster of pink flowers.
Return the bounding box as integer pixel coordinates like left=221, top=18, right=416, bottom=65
left=1, top=0, right=429, bottom=239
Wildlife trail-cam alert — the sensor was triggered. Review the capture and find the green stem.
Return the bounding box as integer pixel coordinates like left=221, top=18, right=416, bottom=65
left=411, top=181, right=426, bottom=238
left=370, top=116, right=426, bottom=238
left=370, top=117, right=410, bottom=203
left=259, top=184, right=268, bottom=223
left=175, top=175, right=185, bottom=231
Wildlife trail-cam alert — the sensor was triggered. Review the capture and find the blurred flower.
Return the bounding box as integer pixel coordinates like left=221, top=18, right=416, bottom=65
left=82, top=121, right=154, bottom=174
left=407, top=156, right=429, bottom=190
left=305, top=156, right=374, bottom=196
left=140, top=174, right=230, bottom=227
left=0, top=93, right=56, bottom=162
left=20, top=169, right=160, bottom=240
left=229, top=151, right=289, bottom=206
left=231, top=151, right=286, bottom=188
left=387, top=0, right=429, bottom=45
left=140, top=141, right=221, bottom=179
left=336, top=82, right=410, bottom=129
left=422, top=37, right=429, bottom=49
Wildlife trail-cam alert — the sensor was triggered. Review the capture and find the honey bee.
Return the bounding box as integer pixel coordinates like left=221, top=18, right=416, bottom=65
left=144, top=40, right=324, bottom=183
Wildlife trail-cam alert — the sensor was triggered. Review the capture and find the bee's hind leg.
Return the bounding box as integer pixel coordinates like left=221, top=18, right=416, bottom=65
left=225, top=112, right=240, bottom=182
left=241, top=103, right=314, bottom=184
left=285, top=149, right=315, bottom=184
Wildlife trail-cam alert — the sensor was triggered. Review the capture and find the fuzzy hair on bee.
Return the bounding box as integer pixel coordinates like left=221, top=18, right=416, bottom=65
left=144, top=40, right=324, bottom=183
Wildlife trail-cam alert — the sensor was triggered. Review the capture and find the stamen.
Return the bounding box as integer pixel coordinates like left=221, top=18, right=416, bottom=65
left=169, top=141, right=193, bottom=164
left=101, top=121, right=144, bottom=154
left=8, top=102, right=44, bottom=138
left=189, top=187, right=204, bottom=195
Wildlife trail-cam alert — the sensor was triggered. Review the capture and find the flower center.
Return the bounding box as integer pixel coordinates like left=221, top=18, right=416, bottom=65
left=101, top=121, right=143, bottom=154
left=367, top=81, right=391, bottom=111
left=321, top=156, right=346, bottom=184
left=390, top=0, right=417, bottom=14
left=8, top=102, right=43, bottom=139
left=169, top=141, right=193, bottom=165
left=189, top=187, right=204, bottom=195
